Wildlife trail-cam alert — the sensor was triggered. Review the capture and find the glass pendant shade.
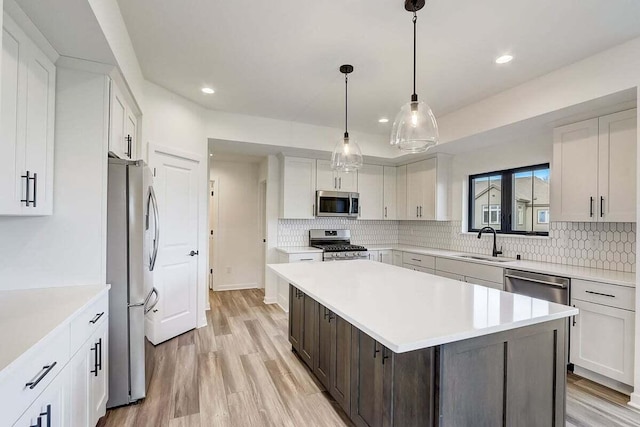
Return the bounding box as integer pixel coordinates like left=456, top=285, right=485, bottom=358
left=331, top=136, right=363, bottom=173
left=390, top=100, right=439, bottom=153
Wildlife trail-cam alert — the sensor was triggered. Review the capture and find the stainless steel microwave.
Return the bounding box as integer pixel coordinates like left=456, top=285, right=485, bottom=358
left=316, top=191, right=359, bottom=218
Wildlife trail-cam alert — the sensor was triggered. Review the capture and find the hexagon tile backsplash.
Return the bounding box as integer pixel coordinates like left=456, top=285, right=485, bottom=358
left=278, top=219, right=636, bottom=273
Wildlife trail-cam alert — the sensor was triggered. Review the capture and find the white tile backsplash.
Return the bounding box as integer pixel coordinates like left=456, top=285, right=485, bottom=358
left=278, top=219, right=636, bottom=273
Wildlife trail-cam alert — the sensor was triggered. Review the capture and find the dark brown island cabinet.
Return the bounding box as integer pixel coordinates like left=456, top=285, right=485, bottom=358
left=289, top=284, right=567, bottom=427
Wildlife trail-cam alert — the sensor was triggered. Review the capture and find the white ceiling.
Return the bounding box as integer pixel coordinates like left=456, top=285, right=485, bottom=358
left=118, top=0, right=640, bottom=136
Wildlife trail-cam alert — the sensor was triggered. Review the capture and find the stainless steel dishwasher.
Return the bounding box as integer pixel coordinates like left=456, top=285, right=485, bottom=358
left=504, top=269, right=570, bottom=305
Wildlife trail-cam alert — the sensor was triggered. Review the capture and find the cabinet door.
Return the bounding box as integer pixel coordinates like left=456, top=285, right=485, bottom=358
left=379, top=250, right=392, bottom=265
left=392, top=251, right=403, bottom=267
left=125, top=110, right=137, bottom=160
left=420, top=158, right=437, bottom=220
left=598, top=109, right=637, bottom=222
left=109, top=82, right=127, bottom=159
left=300, top=293, right=317, bottom=368
left=406, top=161, right=426, bottom=220
left=351, top=329, right=384, bottom=427
left=552, top=119, right=599, bottom=222
left=281, top=157, right=316, bottom=219
left=570, top=299, right=635, bottom=385
left=338, top=170, right=358, bottom=192
left=289, top=285, right=303, bottom=352
left=358, top=164, right=384, bottom=220
left=69, top=340, right=92, bottom=427
left=90, top=322, right=108, bottom=425
left=0, top=15, right=55, bottom=215
left=368, top=250, right=379, bottom=262
left=314, top=304, right=332, bottom=389
left=330, top=315, right=352, bottom=414
left=382, top=167, right=397, bottom=220
left=396, top=166, right=407, bottom=220
left=316, top=159, right=337, bottom=190
left=15, top=368, right=70, bottom=427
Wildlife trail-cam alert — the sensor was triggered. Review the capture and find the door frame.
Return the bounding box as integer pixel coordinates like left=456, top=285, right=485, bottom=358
left=148, top=143, right=208, bottom=329
left=209, top=177, right=220, bottom=294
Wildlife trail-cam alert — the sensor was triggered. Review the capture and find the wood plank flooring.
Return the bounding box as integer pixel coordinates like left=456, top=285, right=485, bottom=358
left=99, top=289, right=640, bottom=427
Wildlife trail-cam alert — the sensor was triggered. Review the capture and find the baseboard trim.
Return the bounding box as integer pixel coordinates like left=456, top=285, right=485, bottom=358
left=629, top=394, right=640, bottom=410
left=572, top=365, right=633, bottom=395
left=263, top=296, right=277, bottom=304
left=214, top=282, right=259, bottom=291
left=277, top=293, right=289, bottom=313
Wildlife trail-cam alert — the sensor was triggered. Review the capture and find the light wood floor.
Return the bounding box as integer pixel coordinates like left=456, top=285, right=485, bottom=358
left=99, top=289, right=640, bottom=427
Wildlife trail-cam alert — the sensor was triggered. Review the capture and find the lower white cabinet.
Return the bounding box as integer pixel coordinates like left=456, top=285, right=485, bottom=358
left=367, top=250, right=393, bottom=264
left=14, top=368, right=70, bottom=427
left=277, top=252, right=322, bottom=311
left=392, top=250, right=403, bottom=267
left=70, top=320, right=108, bottom=426
left=434, top=270, right=464, bottom=281
left=570, top=282, right=635, bottom=387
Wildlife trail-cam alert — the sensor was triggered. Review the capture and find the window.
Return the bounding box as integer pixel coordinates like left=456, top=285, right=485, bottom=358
left=469, top=163, right=550, bottom=236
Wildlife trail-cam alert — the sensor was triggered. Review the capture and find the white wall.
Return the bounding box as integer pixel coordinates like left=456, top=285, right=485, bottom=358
left=0, top=66, right=109, bottom=290
left=210, top=160, right=262, bottom=290
left=450, top=132, right=553, bottom=226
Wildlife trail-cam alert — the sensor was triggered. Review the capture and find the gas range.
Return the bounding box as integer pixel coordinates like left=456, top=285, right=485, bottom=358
left=309, top=229, right=368, bottom=261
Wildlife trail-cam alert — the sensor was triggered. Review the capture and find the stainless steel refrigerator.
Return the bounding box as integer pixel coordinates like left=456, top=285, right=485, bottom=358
left=106, top=158, right=160, bottom=408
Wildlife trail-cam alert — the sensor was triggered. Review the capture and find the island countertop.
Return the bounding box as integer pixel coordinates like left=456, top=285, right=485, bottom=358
left=268, top=260, right=578, bottom=353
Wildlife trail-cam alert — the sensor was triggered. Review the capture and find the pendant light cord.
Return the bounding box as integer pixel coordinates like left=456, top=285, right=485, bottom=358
left=412, top=9, right=418, bottom=101
left=344, top=73, right=349, bottom=138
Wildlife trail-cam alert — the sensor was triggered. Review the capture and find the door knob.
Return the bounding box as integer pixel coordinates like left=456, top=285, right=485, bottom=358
left=188, top=250, right=199, bottom=256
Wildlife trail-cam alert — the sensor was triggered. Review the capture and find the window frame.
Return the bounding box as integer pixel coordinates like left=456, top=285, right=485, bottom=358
left=468, top=163, right=550, bottom=236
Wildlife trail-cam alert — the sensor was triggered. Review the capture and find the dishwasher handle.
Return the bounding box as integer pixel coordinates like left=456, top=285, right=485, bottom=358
left=504, top=273, right=568, bottom=289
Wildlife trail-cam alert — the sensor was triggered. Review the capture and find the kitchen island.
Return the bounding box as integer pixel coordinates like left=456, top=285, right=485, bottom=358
left=268, top=260, right=578, bottom=427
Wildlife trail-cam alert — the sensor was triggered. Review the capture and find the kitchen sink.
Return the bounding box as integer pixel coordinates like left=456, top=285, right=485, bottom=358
left=455, top=254, right=513, bottom=263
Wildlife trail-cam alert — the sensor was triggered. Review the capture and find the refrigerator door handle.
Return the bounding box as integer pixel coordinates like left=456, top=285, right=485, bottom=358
left=147, top=186, right=160, bottom=271
left=144, top=287, right=160, bottom=314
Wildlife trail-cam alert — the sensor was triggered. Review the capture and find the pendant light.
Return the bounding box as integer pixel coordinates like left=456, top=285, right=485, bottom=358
left=390, top=0, right=439, bottom=153
left=331, top=64, right=363, bottom=172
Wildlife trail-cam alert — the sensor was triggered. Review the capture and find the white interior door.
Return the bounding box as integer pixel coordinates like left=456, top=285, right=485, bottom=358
left=147, top=147, right=199, bottom=344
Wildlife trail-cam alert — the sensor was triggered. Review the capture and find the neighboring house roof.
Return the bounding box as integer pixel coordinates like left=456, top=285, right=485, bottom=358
left=474, top=176, right=549, bottom=204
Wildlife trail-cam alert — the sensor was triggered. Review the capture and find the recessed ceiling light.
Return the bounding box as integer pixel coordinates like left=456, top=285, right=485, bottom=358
left=201, top=87, right=215, bottom=94
left=378, top=118, right=389, bottom=123
left=495, top=54, right=513, bottom=64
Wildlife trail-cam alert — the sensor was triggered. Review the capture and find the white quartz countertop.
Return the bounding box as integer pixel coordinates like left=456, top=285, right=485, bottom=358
left=0, top=284, right=110, bottom=376
left=365, top=245, right=636, bottom=287
left=268, top=260, right=577, bottom=353
left=275, top=246, right=323, bottom=254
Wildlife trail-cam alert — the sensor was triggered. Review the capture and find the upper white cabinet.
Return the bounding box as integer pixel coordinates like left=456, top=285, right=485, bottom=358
left=406, top=155, right=451, bottom=221
left=396, top=165, right=407, bottom=220
left=552, top=109, right=637, bottom=222
left=280, top=156, right=317, bottom=219
left=316, top=159, right=357, bottom=192
left=109, top=80, right=139, bottom=160
left=383, top=166, right=397, bottom=220
left=357, top=164, right=384, bottom=220
left=0, top=13, right=56, bottom=215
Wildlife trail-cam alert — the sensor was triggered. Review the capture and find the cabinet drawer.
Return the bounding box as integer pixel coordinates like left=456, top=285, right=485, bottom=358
left=70, top=292, right=109, bottom=354
left=572, top=279, right=635, bottom=311
left=288, top=253, right=323, bottom=263
left=402, top=252, right=435, bottom=269
left=0, top=327, right=70, bottom=426
left=435, top=258, right=503, bottom=284
left=466, top=277, right=504, bottom=291
left=403, top=264, right=435, bottom=275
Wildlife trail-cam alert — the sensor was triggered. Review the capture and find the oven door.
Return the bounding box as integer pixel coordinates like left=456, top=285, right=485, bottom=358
left=316, top=191, right=355, bottom=217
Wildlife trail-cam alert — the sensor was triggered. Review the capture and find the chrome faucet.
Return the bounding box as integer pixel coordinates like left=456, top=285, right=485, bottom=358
left=477, top=226, right=503, bottom=257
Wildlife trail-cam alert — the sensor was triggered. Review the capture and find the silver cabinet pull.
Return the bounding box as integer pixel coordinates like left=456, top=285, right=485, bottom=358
left=147, top=186, right=160, bottom=271
left=334, top=177, right=337, bottom=189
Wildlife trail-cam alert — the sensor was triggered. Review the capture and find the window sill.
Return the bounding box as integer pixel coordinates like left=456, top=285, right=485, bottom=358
left=460, top=232, right=551, bottom=240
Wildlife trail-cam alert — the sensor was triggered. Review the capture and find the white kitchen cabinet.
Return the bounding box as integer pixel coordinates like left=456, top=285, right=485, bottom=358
left=108, top=80, right=139, bottom=160
left=383, top=166, right=397, bottom=220
left=277, top=251, right=322, bottom=311
left=392, top=250, right=403, bottom=267
left=434, top=270, right=465, bottom=281
left=403, top=264, right=435, bottom=275
left=570, top=299, right=635, bottom=387
left=396, top=165, right=407, bottom=220
left=358, top=164, right=384, bottom=220
left=316, top=159, right=357, bottom=192
left=552, top=109, right=636, bottom=222
left=379, top=250, right=392, bottom=265
left=280, top=157, right=317, bottom=219
left=0, top=13, right=56, bottom=215
left=405, top=155, right=450, bottom=221
left=89, top=322, right=108, bottom=425
left=15, top=368, right=70, bottom=427
left=367, top=250, right=379, bottom=261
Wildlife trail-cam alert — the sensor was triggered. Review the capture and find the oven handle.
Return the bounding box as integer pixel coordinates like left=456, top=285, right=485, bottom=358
left=504, top=273, right=568, bottom=289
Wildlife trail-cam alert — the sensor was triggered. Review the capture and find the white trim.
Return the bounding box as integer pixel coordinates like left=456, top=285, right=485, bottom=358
left=573, top=365, right=633, bottom=396
left=263, top=296, right=277, bottom=305
left=4, top=1, right=59, bottom=62
left=215, top=283, right=259, bottom=291
left=56, top=56, right=115, bottom=74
